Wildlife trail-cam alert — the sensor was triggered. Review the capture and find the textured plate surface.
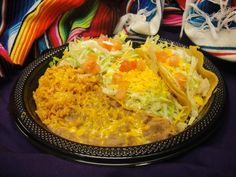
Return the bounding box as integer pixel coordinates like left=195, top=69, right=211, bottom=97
left=11, top=37, right=226, bottom=166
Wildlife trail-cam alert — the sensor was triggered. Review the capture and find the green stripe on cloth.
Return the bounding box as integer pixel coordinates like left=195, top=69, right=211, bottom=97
left=58, top=0, right=99, bottom=43
left=71, top=0, right=99, bottom=30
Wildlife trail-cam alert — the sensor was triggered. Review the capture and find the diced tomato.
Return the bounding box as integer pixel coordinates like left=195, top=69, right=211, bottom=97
left=155, top=48, right=180, bottom=67
left=174, top=72, right=187, bottom=87
left=81, top=36, right=90, bottom=41
left=100, top=41, right=113, bottom=51
left=110, top=39, right=122, bottom=51
left=112, top=73, right=130, bottom=93
left=155, top=50, right=168, bottom=63
left=119, top=60, right=137, bottom=72
left=96, top=35, right=122, bottom=51
left=118, top=80, right=130, bottom=88
left=97, top=34, right=108, bottom=42
left=87, top=53, right=97, bottom=60
left=96, top=35, right=111, bottom=51
left=167, top=55, right=180, bottom=67
left=115, top=88, right=127, bottom=100
left=112, top=73, right=123, bottom=84
left=113, top=73, right=130, bottom=100
left=82, top=54, right=100, bottom=74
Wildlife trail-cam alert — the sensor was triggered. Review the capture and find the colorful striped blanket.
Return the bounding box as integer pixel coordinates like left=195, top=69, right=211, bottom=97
left=0, top=0, right=122, bottom=66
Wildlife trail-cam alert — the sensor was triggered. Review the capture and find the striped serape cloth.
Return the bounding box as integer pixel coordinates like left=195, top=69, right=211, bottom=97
left=0, top=0, right=122, bottom=66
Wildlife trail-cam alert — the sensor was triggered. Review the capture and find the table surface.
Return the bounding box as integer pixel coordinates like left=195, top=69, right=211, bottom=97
left=1, top=27, right=236, bottom=177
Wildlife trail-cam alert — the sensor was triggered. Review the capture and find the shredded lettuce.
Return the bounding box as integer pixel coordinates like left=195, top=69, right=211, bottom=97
left=52, top=33, right=190, bottom=126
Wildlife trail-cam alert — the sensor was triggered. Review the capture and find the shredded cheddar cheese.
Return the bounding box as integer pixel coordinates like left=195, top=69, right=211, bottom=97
left=122, top=68, right=165, bottom=93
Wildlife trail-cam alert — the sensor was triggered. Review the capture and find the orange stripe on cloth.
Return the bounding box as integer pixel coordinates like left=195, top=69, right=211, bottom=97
left=10, top=0, right=86, bottom=65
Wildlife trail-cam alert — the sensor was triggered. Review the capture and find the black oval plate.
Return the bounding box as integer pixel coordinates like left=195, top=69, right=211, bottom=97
left=11, top=37, right=227, bottom=166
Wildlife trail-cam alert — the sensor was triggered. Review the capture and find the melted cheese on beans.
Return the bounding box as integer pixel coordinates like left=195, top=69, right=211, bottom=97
left=33, top=65, right=176, bottom=147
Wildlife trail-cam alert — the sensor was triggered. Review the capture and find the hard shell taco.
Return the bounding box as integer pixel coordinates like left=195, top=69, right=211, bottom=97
left=136, top=37, right=218, bottom=127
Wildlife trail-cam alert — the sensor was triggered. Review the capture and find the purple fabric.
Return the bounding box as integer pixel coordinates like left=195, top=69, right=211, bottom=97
left=1, top=27, right=236, bottom=177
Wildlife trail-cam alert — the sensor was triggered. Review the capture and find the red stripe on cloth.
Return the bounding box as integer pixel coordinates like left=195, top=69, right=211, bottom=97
left=81, top=1, right=120, bottom=37
left=0, top=43, right=11, bottom=63
left=67, top=28, right=86, bottom=42
left=126, top=0, right=135, bottom=13
left=232, top=0, right=236, bottom=6
left=48, top=16, right=63, bottom=48
left=208, top=52, right=236, bottom=56
left=163, top=14, right=182, bottom=26
left=175, top=0, right=186, bottom=9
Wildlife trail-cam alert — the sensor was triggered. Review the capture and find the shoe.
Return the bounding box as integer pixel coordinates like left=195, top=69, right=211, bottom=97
left=181, top=0, right=236, bottom=62
left=113, top=0, right=165, bottom=35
